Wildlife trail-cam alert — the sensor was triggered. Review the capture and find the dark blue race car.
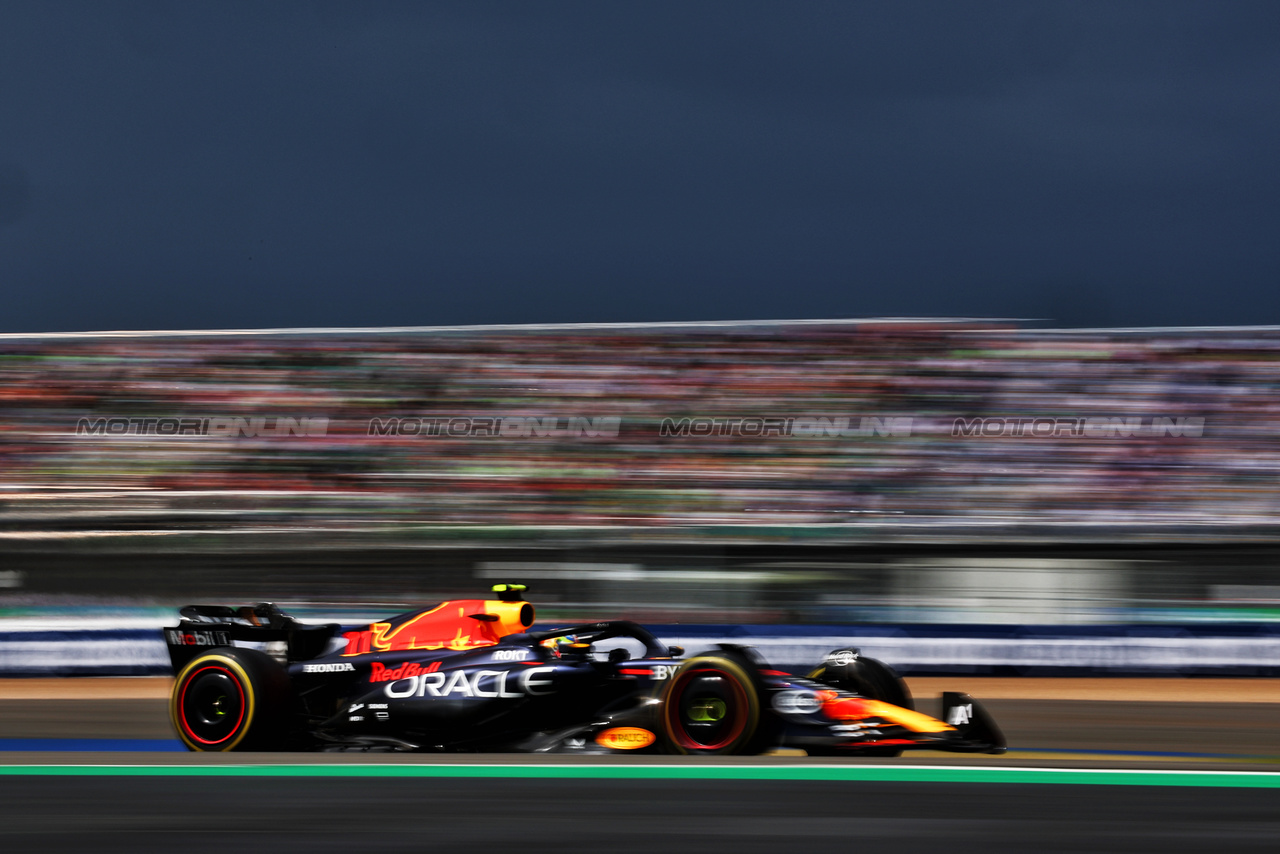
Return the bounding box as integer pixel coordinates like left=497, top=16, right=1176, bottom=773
left=165, top=585, right=1005, bottom=755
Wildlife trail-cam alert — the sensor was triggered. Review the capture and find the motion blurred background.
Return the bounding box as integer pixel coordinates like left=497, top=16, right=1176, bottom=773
left=3, top=4, right=1280, bottom=680
left=1, top=319, right=1277, bottom=638
left=5, top=11, right=1280, bottom=851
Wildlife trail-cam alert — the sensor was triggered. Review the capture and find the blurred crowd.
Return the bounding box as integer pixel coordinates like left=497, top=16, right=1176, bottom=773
left=2, top=321, right=1279, bottom=541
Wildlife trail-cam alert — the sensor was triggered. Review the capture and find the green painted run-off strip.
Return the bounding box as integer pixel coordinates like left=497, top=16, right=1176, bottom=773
left=1, top=764, right=1279, bottom=788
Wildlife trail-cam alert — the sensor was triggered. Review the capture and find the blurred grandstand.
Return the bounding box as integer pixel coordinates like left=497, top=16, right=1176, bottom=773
left=2, top=319, right=1279, bottom=625
left=1, top=319, right=1277, bottom=544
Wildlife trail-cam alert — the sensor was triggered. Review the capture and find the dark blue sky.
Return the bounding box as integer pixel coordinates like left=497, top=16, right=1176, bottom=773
left=2, top=2, right=1279, bottom=332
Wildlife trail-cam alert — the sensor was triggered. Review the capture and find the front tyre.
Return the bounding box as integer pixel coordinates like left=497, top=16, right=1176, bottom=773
left=808, top=654, right=911, bottom=757
left=661, top=652, right=767, bottom=755
left=170, top=648, right=290, bottom=751
left=809, top=655, right=913, bottom=711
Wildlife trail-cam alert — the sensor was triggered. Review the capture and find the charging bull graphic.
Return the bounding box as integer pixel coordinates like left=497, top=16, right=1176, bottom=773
left=342, top=597, right=536, bottom=656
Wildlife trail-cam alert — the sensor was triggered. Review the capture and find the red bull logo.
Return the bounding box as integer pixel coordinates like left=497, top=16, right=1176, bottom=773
left=369, top=660, right=440, bottom=683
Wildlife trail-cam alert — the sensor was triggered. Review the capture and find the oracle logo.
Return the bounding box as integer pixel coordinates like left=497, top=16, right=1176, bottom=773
left=772, top=690, right=823, bottom=716
left=384, top=666, right=555, bottom=699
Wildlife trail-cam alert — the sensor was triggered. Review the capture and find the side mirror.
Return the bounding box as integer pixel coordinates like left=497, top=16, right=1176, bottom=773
left=667, top=645, right=684, bottom=658
left=608, top=647, right=631, bottom=664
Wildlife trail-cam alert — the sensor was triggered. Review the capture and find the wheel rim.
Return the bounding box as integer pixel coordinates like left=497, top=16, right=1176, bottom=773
left=668, top=666, right=750, bottom=751
left=178, top=665, right=247, bottom=746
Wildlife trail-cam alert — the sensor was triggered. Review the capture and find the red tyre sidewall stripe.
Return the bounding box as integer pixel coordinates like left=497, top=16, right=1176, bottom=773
left=669, top=666, right=749, bottom=752
left=178, top=664, right=248, bottom=746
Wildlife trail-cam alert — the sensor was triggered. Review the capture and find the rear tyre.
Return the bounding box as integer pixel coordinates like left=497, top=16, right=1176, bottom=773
left=170, top=647, right=291, bottom=751
left=661, top=651, right=768, bottom=755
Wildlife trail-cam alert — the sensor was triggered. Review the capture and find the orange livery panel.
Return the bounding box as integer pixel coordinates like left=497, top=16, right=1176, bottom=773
left=342, top=599, right=535, bottom=655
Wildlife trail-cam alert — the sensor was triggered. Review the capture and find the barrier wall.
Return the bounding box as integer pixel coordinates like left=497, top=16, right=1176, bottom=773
left=0, top=631, right=170, bottom=677
left=655, top=624, right=1280, bottom=677
left=4, top=624, right=1280, bottom=677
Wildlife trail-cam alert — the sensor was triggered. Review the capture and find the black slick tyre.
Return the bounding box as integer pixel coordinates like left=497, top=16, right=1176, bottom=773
left=808, top=653, right=912, bottom=757
left=170, top=647, right=290, bottom=751
left=808, top=655, right=913, bottom=710
left=660, top=651, right=768, bottom=755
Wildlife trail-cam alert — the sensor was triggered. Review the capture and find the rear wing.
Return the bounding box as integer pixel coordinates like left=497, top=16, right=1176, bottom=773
left=163, top=602, right=339, bottom=673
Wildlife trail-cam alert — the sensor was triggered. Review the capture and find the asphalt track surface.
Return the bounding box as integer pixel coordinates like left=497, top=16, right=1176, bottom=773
left=2, top=680, right=1278, bottom=851
left=1, top=769, right=1278, bottom=853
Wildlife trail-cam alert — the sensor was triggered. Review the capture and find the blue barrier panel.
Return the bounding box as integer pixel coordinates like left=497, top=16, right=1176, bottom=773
left=0, top=629, right=170, bottom=677
left=0, top=738, right=186, bottom=752
left=3, top=624, right=1280, bottom=677
left=623, top=624, right=1280, bottom=676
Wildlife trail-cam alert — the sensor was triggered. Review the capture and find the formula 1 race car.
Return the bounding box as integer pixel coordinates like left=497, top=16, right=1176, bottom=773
left=164, top=585, right=1005, bottom=755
